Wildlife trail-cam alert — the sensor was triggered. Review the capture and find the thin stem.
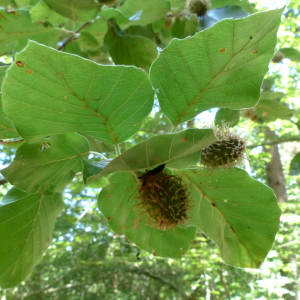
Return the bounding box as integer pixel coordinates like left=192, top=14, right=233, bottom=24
left=89, top=151, right=108, bottom=160
left=57, top=21, right=91, bottom=51
left=0, top=139, right=24, bottom=145
left=290, top=119, right=300, bottom=130
left=247, top=135, right=300, bottom=149
left=115, top=144, right=121, bottom=156
left=171, top=125, right=177, bottom=133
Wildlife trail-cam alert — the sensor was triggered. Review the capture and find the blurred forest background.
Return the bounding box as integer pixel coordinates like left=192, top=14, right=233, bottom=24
left=1, top=0, right=300, bottom=299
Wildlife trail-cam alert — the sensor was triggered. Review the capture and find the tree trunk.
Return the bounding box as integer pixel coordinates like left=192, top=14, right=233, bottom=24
left=264, top=128, right=300, bottom=300
left=264, top=127, right=287, bottom=203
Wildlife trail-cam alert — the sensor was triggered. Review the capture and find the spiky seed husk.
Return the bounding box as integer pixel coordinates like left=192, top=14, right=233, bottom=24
left=136, top=171, right=191, bottom=230
left=200, top=124, right=247, bottom=170
left=187, top=0, right=211, bottom=17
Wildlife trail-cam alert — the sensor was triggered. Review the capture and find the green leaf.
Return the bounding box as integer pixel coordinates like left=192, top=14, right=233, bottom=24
left=30, top=0, right=68, bottom=25
left=87, top=128, right=217, bottom=184
left=100, top=8, right=128, bottom=27
left=83, top=159, right=108, bottom=186
left=152, top=17, right=165, bottom=33
left=171, top=15, right=199, bottom=39
left=290, top=152, right=300, bottom=175
left=149, top=7, right=284, bottom=126
left=77, top=18, right=108, bottom=51
left=167, top=151, right=202, bottom=169
left=104, top=26, right=158, bottom=71
left=279, top=47, right=300, bottom=62
left=260, top=91, right=285, bottom=100
left=214, top=108, right=240, bottom=127
left=14, top=0, right=39, bottom=7
left=43, top=0, right=101, bottom=21
left=1, top=133, right=90, bottom=194
left=0, top=9, right=62, bottom=56
left=98, top=172, right=197, bottom=258
left=80, top=134, right=115, bottom=153
left=63, top=41, right=89, bottom=58
left=169, top=0, right=186, bottom=13
left=0, top=0, right=11, bottom=8
left=0, top=188, right=64, bottom=288
left=256, top=100, right=292, bottom=122
left=0, top=65, right=8, bottom=89
left=0, top=93, right=20, bottom=139
left=101, top=0, right=170, bottom=30
left=211, top=0, right=255, bottom=14
left=181, top=167, right=281, bottom=268
left=2, top=41, right=154, bottom=144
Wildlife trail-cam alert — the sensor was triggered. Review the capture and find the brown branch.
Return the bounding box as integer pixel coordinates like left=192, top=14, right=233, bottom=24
left=131, top=268, right=188, bottom=299
left=247, top=136, right=300, bottom=149
left=0, top=139, right=24, bottom=145
left=21, top=281, right=96, bottom=299
left=57, top=21, right=91, bottom=51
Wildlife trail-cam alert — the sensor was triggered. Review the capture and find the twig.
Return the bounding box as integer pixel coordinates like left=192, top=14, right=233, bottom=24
left=57, top=21, right=91, bottom=51
left=290, top=120, right=300, bottom=130
left=129, top=267, right=188, bottom=299
left=0, top=139, right=24, bottom=145
left=21, top=281, right=98, bottom=299
left=247, top=136, right=300, bottom=149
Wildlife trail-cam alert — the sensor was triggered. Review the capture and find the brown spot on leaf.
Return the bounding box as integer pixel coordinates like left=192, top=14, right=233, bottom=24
left=212, top=203, right=216, bottom=207
left=192, top=170, right=197, bottom=173
left=63, top=96, right=66, bottom=99
left=59, top=73, right=63, bottom=76
left=108, top=195, right=111, bottom=198
left=8, top=11, right=19, bottom=16
left=262, top=112, right=268, bottom=116
left=220, top=48, right=226, bottom=52
left=242, top=57, right=245, bottom=60
left=153, top=158, right=159, bottom=161
left=25, top=70, right=32, bottom=74
left=183, top=137, right=188, bottom=142
left=0, top=12, right=9, bottom=22
left=253, top=49, right=258, bottom=54
left=16, top=61, right=24, bottom=67
left=152, top=250, right=156, bottom=256
left=230, top=226, right=235, bottom=233
left=137, top=160, right=142, bottom=163
left=257, top=261, right=262, bottom=267
left=108, top=217, right=112, bottom=220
